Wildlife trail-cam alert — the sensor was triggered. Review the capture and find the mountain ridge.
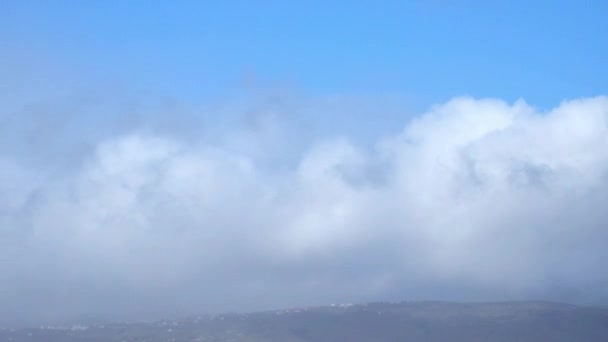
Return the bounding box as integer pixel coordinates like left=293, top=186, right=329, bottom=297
left=2, top=300, right=608, bottom=341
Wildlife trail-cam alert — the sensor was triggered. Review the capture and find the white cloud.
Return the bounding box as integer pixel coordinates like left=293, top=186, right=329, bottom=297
left=1, top=95, right=608, bottom=325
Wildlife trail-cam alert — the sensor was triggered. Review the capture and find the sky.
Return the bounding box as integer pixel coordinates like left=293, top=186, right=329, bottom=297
left=1, top=0, right=608, bottom=326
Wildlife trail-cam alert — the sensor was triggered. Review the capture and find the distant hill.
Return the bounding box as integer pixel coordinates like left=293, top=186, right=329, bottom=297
left=2, top=301, right=608, bottom=341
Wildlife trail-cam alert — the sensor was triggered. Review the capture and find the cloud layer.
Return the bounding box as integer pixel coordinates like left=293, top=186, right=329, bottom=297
left=1, top=95, right=608, bottom=326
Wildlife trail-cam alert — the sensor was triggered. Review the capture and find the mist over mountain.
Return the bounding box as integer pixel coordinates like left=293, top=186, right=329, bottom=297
left=3, top=95, right=608, bottom=326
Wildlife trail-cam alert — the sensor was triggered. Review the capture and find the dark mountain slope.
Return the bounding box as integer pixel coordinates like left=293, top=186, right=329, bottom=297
left=2, top=301, right=608, bottom=341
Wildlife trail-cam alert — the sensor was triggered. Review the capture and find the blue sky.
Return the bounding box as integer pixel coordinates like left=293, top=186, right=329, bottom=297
left=2, top=0, right=607, bottom=108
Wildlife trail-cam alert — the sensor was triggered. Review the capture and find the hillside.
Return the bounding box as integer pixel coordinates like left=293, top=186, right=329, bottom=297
left=2, top=301, right=608, bottom=341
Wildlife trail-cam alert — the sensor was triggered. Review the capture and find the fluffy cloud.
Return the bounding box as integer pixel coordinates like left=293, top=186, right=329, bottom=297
left=1, top=95, right=608, bottom=325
